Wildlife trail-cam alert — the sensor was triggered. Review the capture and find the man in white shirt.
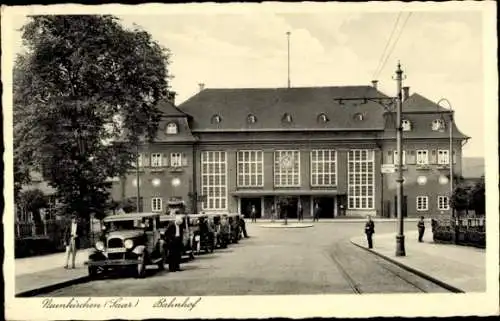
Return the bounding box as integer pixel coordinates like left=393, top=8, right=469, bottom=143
left=64, top=214, right=79, bottom=269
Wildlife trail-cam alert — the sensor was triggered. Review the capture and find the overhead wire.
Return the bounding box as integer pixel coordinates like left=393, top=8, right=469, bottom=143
left=376, top=12, right=413, bottom=79
left=372, top=12, right=403, bottom=80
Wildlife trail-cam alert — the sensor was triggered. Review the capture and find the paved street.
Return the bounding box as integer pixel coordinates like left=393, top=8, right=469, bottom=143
left=37, top=222, right=450, bottom=296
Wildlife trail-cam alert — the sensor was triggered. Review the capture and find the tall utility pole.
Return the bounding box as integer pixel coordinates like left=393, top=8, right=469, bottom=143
left=449, top=111, right=454, bottom=219
left=395, top=62, right=406, bottom=257
left=286, top=31, right=291, bottom=88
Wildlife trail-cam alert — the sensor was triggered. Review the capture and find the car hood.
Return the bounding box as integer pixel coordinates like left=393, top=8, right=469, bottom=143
left=107, top=230, right=144, bottom=240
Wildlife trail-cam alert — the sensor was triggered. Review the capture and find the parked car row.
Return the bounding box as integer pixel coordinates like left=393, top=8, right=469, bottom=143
left=85, top=212, right=246, bottom=279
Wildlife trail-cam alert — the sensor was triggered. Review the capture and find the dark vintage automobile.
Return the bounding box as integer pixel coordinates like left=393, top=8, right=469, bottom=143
left=191, top=214, right=215, bottom=255
left=159, top=214, right=195, bottom=261
left=85, top=213, right=166, bottom=279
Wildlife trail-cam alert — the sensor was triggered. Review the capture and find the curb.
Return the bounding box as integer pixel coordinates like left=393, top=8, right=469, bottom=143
left=350, top=239, right=465, bottom=294
left=16, top=275, right=89, bottom=297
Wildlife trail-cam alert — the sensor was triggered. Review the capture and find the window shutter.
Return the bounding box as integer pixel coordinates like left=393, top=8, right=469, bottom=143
left=406, top=150, right=416, bottom=165
left=182, top=153, right=188, bottom=166
left=162, top=153, right=168, bottom=167
left=452, top=150, right=457, bottom=164
left=386, top=150, right=393, bottom=164
left=430, top=150, right=437, bottom=164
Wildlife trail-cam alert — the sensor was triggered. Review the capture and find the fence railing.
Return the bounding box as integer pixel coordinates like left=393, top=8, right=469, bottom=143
left=432, top=216, right=486, bottom=248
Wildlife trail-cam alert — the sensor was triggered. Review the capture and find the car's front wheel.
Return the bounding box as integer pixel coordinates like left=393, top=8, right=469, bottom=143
left=136, top=255, right=146, bottom=278
left=88, top=266, right=99, bottom=279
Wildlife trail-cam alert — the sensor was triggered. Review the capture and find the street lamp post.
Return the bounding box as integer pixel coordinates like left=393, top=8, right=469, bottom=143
left=395, top=62, right=406, bottom=257
left=436, top=98, right=454, bottom=218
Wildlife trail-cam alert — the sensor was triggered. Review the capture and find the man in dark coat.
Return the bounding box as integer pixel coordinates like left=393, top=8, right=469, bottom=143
left=417, top=216, right=425, bottom=242
left=313, top=203, right=320, bottom=222
left=166, top=216, right=184, bottom=272
left=239, top=215, right=248, bottom=238
left=250, top=205, right=257, bottom=223
left=63, top=213, right=80, bottom=269
left=365, top=215, right=375, bottom=249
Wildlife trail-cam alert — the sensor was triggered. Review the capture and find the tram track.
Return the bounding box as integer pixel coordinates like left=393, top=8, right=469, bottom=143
left=327, top=241, right=450, bottom=294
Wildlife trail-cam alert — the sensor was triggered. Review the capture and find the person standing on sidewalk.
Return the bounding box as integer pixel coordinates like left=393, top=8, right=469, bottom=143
left=63, top=213, right=80, bottom=269
left=313, top=203, right=320, bottom=222
left=250, top=205, right=257, bottom=223
left=364, top=215, right=375, bottom=249
left=297, top=200, right=304, bottom=222
left=417, top=216, right=426, bottom=242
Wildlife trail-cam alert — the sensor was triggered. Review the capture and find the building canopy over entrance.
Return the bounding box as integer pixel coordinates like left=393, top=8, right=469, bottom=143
left=231, top=190, right=339, bottom=197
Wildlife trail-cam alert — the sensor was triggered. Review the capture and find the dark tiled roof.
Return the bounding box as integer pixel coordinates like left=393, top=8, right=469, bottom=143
left=402, top=93, right=449, bottom=112
left=178, top=86, right=388, bottom=131
left=462, top=157, right=484, bottom=178
left=381, top=112, right=469, bottom=140
left=156, top=99, right=188, bottom=117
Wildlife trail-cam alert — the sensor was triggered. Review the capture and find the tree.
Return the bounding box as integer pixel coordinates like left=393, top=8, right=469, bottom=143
left=14, top=16, right=171, bottom=224
left=450, top=185, right=470, bottom=217
left=470, top=177, right=485, bottom=216
left=18, top=189, right=48, bottom=223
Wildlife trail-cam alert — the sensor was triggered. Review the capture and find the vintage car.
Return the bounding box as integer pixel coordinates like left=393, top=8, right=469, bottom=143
left=190, top=214, right=215, bottom=254
left=85, top=212, right=166, bottom=279
left=227, top=213, right=242, bottom=244
left=207, top=213, right=227, bottom=249
left=158, top=214, right=195, bottom=260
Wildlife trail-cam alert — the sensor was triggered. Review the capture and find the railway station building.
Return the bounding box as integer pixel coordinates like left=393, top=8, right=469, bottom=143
left=110, top=84, right=469, bottom=219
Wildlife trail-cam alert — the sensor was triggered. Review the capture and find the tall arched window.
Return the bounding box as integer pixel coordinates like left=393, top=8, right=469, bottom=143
left=282, top=113, right=292, bottom=123
left=166, top=122, right=178, bottom=134
left=211, top=114, right=222, bottom=124
left=318, top=113, right=329, bottom=123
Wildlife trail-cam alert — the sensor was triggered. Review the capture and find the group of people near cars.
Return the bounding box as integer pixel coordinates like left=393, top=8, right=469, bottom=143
left=162, top=213, right=248, bottom=272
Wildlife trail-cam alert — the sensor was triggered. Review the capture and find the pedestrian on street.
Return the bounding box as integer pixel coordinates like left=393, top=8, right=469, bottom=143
left=240, top=216, right=248, bottom=238
left=167, top=215, right=184, bottom=272
left=63, top=213, right=80, bottom=269
left=297, top=200, right=303, bottom=222
left=365, top=215, right=375, bottom=249
left=417, top=216, right=426, bottom=242
left=313, top=203, right=320, bottom=222
left=250, top=205, right=257, bottom=223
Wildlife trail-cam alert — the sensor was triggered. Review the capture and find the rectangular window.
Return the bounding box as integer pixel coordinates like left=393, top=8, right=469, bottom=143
left=438, top=196, right=450, bottom=210
left=201, top=151, right=227, bottom=211
left=416, top=196, right=429, bottom=211
left=151, top=197, right=162, bottom=212
left=347, top=150, right=375, bottom=210
left=170, top=153, right=182, bottom=167
left=393, top=150, right=406, bottom=165
left=274, top=150, right=300, bottom=187
left=237, top=150, right=264, bottom=187
left=438, top=150, right=450, bottom=165
left=311, top=150, right=337, bottom=186
left=151, top=153, right=162, bottom=167
left=416, top=150, right=429, bottom=165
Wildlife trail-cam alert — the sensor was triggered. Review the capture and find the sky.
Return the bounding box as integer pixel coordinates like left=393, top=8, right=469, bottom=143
left=8, top=6, right=487, bottom=158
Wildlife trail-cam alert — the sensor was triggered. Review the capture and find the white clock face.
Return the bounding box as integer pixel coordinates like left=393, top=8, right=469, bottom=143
left=417, top=176, right=427, bottom=185
left=439, top=176, right=449, bottom=185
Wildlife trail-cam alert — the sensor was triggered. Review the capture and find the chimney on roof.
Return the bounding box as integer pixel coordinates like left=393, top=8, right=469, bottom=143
left=167, top=91, right=176, bottom=105
left=371, top=80, right=378, bottom=89
left=402, top=86, right=410, bottom=101
left=198, top=83, right=205, bottom=92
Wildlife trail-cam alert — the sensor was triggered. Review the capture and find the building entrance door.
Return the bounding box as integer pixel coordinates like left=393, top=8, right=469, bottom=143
left=313, top=197, right=335, bottom=218
left=240, top=198, right=262, bottom=219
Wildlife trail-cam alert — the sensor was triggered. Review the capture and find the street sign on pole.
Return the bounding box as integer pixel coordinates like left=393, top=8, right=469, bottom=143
left=381, top=164, right=396, bottom=174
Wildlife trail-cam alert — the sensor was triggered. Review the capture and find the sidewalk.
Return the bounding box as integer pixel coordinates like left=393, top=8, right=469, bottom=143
left=248, top=218, right=424, bottom=223
left=15, top=249, right=90, bottom=296
left=350, top=231, right=486, bottom=293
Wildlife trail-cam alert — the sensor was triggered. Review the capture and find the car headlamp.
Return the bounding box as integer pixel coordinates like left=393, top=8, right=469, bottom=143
left=124, top=239, right=134, bottom=249
left=95, top=241, right=105, bottom=251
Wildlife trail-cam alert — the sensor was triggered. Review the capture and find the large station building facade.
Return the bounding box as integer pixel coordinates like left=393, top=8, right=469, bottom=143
left=110, top=84, right=469, bottom=219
